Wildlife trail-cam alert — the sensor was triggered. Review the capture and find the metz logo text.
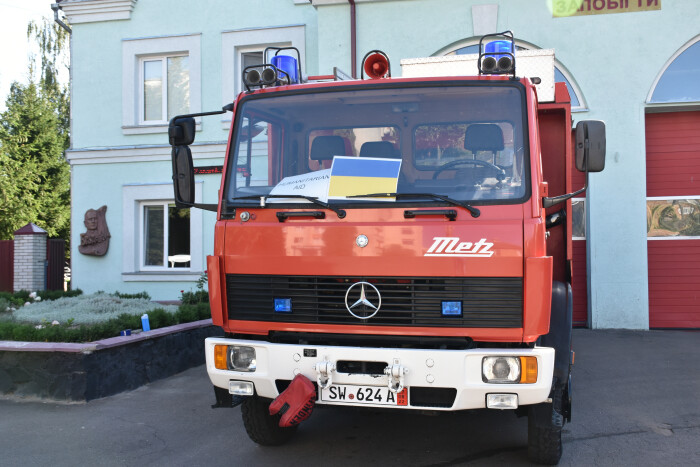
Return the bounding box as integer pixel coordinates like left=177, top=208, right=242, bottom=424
left=425, top=237, right=495, bottom=257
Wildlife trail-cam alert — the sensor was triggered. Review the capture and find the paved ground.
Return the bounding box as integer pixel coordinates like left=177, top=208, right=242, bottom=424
left=1, top=329, right=698, bottom=466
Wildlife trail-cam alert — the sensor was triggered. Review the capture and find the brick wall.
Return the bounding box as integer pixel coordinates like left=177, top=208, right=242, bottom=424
left=13, top=234, right=47, bottom=292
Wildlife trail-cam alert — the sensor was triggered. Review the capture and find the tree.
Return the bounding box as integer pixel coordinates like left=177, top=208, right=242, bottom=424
left=0, top=19, right=70, bottom=241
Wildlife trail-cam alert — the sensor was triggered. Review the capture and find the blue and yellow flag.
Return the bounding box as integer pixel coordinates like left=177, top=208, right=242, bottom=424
left=328, top=157, right=401, bottom=198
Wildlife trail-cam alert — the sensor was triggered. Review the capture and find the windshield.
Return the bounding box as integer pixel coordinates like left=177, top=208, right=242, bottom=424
left=225, top=83, right=529, bottom=207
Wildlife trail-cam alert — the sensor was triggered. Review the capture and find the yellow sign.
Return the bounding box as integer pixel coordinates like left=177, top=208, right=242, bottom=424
left=552, top=0, right=661, bottom=17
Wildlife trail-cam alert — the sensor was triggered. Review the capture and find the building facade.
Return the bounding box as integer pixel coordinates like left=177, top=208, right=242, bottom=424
left=60, top=0, right=700, bottom=329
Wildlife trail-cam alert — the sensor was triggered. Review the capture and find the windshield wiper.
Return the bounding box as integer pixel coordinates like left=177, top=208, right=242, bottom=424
left=233, top=194, right=346, bottom=219
left=347, top=192, right=480, bottom=218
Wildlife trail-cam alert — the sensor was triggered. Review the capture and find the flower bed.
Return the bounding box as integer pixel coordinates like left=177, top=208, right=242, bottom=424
left=0, top=290, right=209, bottom=343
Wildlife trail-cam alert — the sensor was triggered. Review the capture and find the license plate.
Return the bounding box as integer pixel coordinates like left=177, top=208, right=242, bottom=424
left=320, top=384, right=408, bottom=406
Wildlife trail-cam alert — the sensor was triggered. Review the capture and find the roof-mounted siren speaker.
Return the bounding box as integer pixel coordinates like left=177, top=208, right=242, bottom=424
left=478, top=31, right=515, bottom=76
left=361, top=50, right=391, bottom=79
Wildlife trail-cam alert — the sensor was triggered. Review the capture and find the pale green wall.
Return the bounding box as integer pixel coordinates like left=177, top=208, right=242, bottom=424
left=71, top=0, right=318, bottom=149
left=70, top=157, right=220, bottom=299
left=70, top=0, right=699, bottom=324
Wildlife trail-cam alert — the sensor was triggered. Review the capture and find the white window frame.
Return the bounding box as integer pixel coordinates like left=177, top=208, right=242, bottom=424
left=122, top=182, right=203, bottom=281
left=221, top=25, right=305, bottom=127
left=138, top=54, right=189, bottom=125
left=122, top=34, right=201, bottom=135
left=646, top=34, right=700, bottom=106
left=646, top=196, right=700, bottom=241
left=139, top=200, right=191, bottom=271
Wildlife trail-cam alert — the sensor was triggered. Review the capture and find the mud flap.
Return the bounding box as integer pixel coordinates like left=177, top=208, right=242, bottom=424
left=269, top=374, right=316, bottom=427
left=539, top=281, right=573, bottom=423
left=211, top=385, right=245, bottom=409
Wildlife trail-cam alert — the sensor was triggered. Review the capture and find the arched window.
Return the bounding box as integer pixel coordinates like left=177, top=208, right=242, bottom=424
left=648, top=36, right=700, bottom=103
left=443, top=42, right=587, bottom=111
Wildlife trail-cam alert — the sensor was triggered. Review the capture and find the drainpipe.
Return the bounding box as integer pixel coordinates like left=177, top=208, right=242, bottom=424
left=348, top=0, right=356, bottom=78
left=51, top=2, right=72, bottom=34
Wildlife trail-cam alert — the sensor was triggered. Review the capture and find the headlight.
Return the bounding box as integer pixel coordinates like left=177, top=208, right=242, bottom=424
left=482, top=356, right=520, bottom=383
left=229, top=345, right=257, bottom=372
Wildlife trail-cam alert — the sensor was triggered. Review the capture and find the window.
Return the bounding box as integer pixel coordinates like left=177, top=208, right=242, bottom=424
left=648, top=36, right=700, bottom=103
left=446, top=43, right=587, bottom=111
left=122, top=183, right=203, bottom=281
left=141, top=202, right=191, bottom=269
left=122, top=34, right=201, bottom=134
left=240, top=51, right=264, bottom=91
left=572, top=198, right=586, bottom=240
left=647, top=198, right=700, bottom=239
left=140, top=55, right=190, bottom=124
left=225, top=84, right=529, bottom=206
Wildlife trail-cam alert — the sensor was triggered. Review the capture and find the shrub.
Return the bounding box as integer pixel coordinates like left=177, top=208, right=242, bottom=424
left=113, top=291, right=151, bottom=300
left=0, top=293, right=211, bottom=343
left=181, top=290, right=209, bottom=305
left=11, top=292, right=178, bottom=325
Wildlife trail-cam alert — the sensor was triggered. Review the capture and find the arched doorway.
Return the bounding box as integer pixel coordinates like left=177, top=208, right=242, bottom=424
left=645, top=35, right=700, bottom=329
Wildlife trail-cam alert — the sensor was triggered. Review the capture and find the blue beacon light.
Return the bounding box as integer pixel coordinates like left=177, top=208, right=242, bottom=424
left=271, top=55, right=299, bottom=84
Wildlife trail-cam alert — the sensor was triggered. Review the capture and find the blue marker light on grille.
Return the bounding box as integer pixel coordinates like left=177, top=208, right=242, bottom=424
left=442, top=301, right=462, bottom=316
left=274, top=298, right=292, bottom=313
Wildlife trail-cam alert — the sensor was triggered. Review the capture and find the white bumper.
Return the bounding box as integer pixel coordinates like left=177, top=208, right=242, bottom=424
left=205, top=337, right=554, bottom=411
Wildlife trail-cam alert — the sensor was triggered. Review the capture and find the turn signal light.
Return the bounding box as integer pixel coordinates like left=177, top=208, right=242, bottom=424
left=519, top=356, right=538, bottom=384
left=214, top=345, right=228, bottom=370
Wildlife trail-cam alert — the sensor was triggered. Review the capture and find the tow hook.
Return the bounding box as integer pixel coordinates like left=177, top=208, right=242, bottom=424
left=384, top=359, right=408, bottom=393
left=313, top=359, right=335, bottom=389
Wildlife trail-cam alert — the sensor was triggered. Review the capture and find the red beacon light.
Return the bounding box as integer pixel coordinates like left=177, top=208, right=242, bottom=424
left=361, top=50, right=391, bottom=79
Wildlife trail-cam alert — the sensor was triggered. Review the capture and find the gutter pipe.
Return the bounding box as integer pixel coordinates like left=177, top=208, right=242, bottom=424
left=348, top=0, right=356, bottom=78
left=51, top=2, right=72, bottom=34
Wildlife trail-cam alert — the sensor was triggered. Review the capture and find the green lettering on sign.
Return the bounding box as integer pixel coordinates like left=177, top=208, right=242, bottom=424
left=551, top=0, right=661, bottom=17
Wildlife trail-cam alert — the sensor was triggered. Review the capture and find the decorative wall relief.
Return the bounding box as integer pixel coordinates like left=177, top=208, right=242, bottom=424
left=79, top=206, right=111, bottom=256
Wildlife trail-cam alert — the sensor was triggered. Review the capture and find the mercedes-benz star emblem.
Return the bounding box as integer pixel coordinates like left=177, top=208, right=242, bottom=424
left=345, top=281, right=382, bottom=320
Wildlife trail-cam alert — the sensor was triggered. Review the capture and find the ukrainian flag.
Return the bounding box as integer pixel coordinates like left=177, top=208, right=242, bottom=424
left=328, top=157, right=402, bottom=198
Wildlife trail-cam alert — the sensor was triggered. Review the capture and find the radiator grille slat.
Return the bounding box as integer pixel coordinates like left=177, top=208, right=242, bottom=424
left=226, top=275, right=522, bottom=328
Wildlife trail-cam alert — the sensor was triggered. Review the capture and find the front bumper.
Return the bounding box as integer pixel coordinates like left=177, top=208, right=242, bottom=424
left=205, top=337, right=555, bottom=411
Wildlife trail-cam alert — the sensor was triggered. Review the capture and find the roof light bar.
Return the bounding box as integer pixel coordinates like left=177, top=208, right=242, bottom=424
left=478, top=30, right=516, bottom=76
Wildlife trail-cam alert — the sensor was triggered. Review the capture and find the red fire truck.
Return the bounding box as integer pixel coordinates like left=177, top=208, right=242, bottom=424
left=169, top=32, right=605, bottom=464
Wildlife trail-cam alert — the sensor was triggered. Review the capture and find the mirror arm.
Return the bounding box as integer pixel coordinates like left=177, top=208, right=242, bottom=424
left=170, top=104, right=233, bottom=212
left=168, top=104, right=233, bottom=125
left=543, top=145, right=590, bottom=208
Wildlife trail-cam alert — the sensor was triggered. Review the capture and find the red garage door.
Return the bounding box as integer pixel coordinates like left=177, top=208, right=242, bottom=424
left=646, top=111, right=700, bottom=328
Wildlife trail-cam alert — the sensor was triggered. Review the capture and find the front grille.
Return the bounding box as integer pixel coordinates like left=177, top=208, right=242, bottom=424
left=226, top=275, right=522, bottom=328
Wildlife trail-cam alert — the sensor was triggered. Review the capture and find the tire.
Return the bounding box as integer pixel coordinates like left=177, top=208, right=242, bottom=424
left=241, top=396, right=298, bottom=446
left=528, top=414, right=562, bottom=465
left=527, top=384, right=565, bottom=465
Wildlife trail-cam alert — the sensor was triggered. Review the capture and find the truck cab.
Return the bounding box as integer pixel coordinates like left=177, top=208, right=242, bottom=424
left=169, top=33, right=605, bottom=465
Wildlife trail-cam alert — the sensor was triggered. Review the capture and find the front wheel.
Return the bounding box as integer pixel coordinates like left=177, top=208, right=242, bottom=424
left=527, top=384, right=565, bottom=465
left=241, top=396, right=298, bottom=446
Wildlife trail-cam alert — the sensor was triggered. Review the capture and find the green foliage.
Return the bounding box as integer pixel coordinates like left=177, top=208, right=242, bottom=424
left=113, top=291, right=151, bottom=300
left=180, top=290, right=209, bottom=305
left=0, top=300, right=211, bottom=343
left=0, top=19, right=69, bottom=241
left=180, top=272, right=209, bottom=305
left=0, top=289, right=83, bottom=307
left=11, top=292, right=177, bottom=325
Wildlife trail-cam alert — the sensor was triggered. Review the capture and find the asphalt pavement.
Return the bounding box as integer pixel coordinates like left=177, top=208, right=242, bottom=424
left=1, top=329, right=698, bottom=466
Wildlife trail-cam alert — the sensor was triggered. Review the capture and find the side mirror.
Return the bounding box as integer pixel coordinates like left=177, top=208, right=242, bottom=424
left=172, top=146, right=195, bottom=207
left=169, top=117, right=196, bottom=146
left=575, top=120, right=606, bottom=172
